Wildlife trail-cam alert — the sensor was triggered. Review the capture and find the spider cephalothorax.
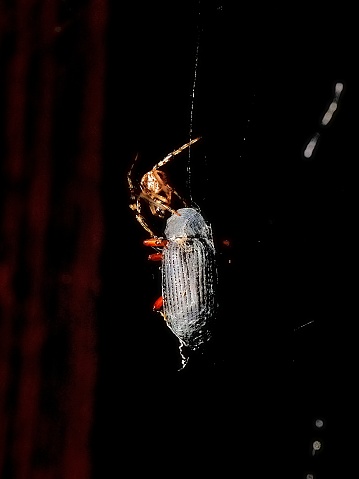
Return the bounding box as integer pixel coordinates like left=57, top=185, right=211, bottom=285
left=128, top=137, right=201, bottom=236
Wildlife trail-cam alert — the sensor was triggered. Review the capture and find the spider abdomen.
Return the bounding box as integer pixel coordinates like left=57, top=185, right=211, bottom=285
left=162, top=208, right=218, bottom=351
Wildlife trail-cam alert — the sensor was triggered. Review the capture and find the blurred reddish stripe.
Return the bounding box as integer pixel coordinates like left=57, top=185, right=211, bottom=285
left=11, top=1, right=57, bottom=477
left=0, top=1, right=107, bottom=478
left=62, top=0, right=107, bottom=477
left=0, top=0, right=36, bottom=474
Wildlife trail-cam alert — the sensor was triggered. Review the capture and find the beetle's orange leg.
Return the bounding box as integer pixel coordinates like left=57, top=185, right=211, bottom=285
left=153, top=296, right=163, bottom=311
left=148, top=252, right=163, bottom=261
left=144, top=238, right=167, bottom=260
left=143, top=238, right=168, bottom=248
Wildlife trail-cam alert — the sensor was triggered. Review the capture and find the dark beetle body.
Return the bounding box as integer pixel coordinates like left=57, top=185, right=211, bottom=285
left=162, top=208, right=218, bottom=352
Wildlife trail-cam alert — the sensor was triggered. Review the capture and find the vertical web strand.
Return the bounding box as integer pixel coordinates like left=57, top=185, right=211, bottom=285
left=187, top=1, right=201, bottom=204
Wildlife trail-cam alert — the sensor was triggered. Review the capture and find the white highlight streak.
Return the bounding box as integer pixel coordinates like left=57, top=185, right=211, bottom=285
left=303, top=82, right=344, bottom=159
left=293, top=320, right=314, bottom=332
left=304, top=134, right=319, bottom=158
left=187, top=4, right=201, bottom=203
left=335, top=82, right=344, bottom=97
left=320, top=82, right=343, bottom=126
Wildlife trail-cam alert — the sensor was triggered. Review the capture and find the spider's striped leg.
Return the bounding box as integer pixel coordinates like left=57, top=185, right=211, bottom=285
left=127, top=152, right=139, bottom=196
left=145, top=194, right=180, bottom=217
left=130, top=197, right=157, bottom=237
left=154, top=137, right=201, bottom=169
left=171, top=187, right=188, bottom=207
left=127, top=153, right=144, bottom=217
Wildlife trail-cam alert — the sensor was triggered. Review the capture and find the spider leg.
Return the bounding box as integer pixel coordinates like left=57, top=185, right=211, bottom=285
left=154, top=137, right=201, bottom=170
left=146, top=169, right=187, bottom=210
left=171, top=187, right=188, bottom=207
left=127, top=153, right=142, bottom=211
left=143, top=193, right=180, bottom=217
left=127, top=153, right=139, bottom=194
left=135, top=213, right=156, bottom=237
left=131, top=197, right=157, bottom=237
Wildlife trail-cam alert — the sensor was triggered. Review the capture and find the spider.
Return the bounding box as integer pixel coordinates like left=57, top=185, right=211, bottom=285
left=127, top=137, right=201, bottom=237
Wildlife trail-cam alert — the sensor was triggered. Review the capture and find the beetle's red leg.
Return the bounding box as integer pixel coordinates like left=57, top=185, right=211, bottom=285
left=144, top=239, right=166, bottom=314
left=153, top=296, right=163, bottom=311
left=143, top=238, right=168, bottom=248
left=148, top=252, right=163, bottom=261
left=144, top=239, right=167, bottom=260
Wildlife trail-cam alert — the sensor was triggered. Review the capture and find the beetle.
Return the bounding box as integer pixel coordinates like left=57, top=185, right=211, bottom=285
left=127, top=138, right=218, bottom=368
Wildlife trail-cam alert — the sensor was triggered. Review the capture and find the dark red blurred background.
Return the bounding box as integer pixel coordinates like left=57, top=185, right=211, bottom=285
left=0, top=1, right=106, bottom=477
left=1, top=1, right=357, bottom=478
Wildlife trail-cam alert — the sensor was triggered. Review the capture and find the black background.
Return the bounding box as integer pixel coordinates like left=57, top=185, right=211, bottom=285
left=94, top=2, right=357, bottom=477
